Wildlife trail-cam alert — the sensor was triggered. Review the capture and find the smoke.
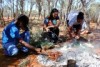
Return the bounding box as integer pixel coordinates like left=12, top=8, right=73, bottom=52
left=37, top=40, right=100, bottom=67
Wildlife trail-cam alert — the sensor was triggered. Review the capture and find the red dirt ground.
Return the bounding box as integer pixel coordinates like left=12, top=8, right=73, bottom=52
left=0, top=22, right=100, bottom=67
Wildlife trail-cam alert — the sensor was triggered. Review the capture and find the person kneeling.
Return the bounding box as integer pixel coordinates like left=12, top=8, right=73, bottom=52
left=67, top=12, right=89, bottom=39
left=2, top=14, right=39, bottom=56
left=43, top=8, right=60, bottom=43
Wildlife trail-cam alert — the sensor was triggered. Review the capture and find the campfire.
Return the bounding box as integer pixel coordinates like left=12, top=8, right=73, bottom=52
left=48, top=51, right=62, bottom=61
left=37, top=41, right=100, bottom=67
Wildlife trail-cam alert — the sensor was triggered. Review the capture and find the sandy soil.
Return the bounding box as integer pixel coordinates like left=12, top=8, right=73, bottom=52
left=0, top=22, right=100, bottom=67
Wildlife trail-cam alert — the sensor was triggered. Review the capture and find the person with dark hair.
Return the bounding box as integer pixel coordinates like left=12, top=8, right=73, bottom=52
left=2, top=14, right=38, bottom=56
left=67, top=11, right=89, bottom=39
left=43, top=8, right=60, bottom=43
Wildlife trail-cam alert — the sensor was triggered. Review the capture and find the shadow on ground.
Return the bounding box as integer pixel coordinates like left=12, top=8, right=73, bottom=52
left=0, top=48, right=29, bottom=67
left=0, top=47, right=37, bottom=67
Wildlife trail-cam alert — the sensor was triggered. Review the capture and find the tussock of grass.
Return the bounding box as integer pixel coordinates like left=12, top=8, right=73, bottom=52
left=29, top=29, right=54, bottom=49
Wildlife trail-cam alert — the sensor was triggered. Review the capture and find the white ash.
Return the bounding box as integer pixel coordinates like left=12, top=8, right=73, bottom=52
left=37, top=42, right=100, bottom=67
left=37, top=54, right=55, bottom=66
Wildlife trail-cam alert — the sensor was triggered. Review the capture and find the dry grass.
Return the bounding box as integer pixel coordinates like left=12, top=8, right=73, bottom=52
left=0, top=20, right=99, bottom=66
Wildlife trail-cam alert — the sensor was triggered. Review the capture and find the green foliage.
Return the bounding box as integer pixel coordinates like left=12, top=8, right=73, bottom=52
left=29, top=29, right=54, bottom=49
left=29, top=30, right=42, bottom=48
left=40, top=41, right=54, bottom=49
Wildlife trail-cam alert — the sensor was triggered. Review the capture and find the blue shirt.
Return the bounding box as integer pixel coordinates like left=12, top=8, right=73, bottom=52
left=2, top=21, right=21, bottom=44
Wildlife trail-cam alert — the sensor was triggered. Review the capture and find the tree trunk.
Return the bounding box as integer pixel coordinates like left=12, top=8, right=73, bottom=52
left=12, top=0, right=15, bottom=18
left=48, top=2, right=50, bottom=14
left=20, top=0, right=24, bottom=14
left=38, top=2, right=42, bottom=18
left=1, top=9, right=5, bottom=25
left=16, top=0, right=19, bottom=18
left=60, top=9, right=62, bottom=20
left=44, top=10, right=45, bottom=19
left=28, top=4, right=34, bottom=17
left=80, top=0, right=90, bottom=30
left=65, top=0, right=73, bottom=26
left=54, top=0, right=58, bottom=8
left=0, top=0, right=5, bottom=26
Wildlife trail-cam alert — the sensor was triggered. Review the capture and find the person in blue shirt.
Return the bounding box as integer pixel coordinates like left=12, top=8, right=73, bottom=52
left=43, top=8, right=60, bottom=43
left=2, top=14, right=38, bottom=56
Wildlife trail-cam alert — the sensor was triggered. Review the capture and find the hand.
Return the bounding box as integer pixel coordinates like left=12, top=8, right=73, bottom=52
left=35, top=48, right=42, bottom=53
left=71, top=32, right=75, bottom=38
left=48, top=25, right=55, bottom=28
left=80, top=30, right=89, bottom=35
left=46, top=28, right=50, bottom=32
left=20, top=40, right=36, bottom=50
left=75, top=35, right=80, bottom=39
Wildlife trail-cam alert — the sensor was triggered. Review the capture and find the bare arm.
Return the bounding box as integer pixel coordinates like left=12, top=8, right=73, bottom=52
left=54, top=20, right=60, bottom=28
left=46, top=20, right=60, bottom=28
left=43, top=19, right=60, bottom=32
left=19, top=40, right=36, bottom=50
left=67, top=26, right=76, bottom=38
left=43, top=24, right=51, bottom=32
left=43, top=21, right=54, bottom=32
left=68, top=26, right=72, bottom=32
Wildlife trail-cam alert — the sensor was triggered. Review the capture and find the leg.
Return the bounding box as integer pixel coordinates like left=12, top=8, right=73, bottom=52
left=53, top=28, right=59, bottom=42
left=53, top=28, right=59, bottom=36
left=3, top=42, right=18, bottom=56
left=20, top=31, right=30, bottom=53
left=67, top=27, right=73, bottom=39
left=73, top=24, right=82, bottom=39
left=20, top=46, right=29, bottom=53
left=20, top=31, right=30, bottom=43
left=48, top=28, right=54, bottom=39
left=49, top=27, right=59, bottom=36
left=49, top=28, right=59, bottom=43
